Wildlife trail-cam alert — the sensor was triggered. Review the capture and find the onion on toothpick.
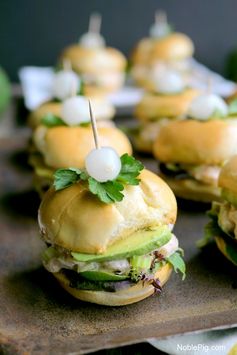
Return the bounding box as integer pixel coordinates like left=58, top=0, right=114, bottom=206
left=149, top=10, right=172, bottom=38
left=153, top=65, right=185, bottom=94
left=188, top=94, right=228, bottom=120
left=52, top=70, right=80, bottom=101
left=61, top=96, right=90, bottom=125
left=85, top=100, right=121, bottom=182
left=79, top=12, right=105, bottom=48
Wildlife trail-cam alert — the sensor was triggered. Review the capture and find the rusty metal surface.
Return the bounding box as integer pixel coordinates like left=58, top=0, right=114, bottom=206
left=0, top=132, right=237, bottom=355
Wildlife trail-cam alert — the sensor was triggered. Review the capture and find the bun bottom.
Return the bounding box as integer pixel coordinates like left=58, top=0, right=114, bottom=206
left=158, top=174, right=221, bottom=203
left=215, top=236, right=237, bottom=266
left=53, top=263, right=172, bottom=306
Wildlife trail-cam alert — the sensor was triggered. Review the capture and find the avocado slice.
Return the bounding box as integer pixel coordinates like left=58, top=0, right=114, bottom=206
left=72, top=225, right=171, bottom=262
left=80, top=270, right=129, bottom=281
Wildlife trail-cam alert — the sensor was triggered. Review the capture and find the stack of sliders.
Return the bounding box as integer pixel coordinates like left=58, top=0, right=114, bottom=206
left=130, top=11, right=194, bottom=90
left=29, top=95, right=132, bottom=196
left=60, top=13, right=126, bottom=96
left=28, top=65, right=115, bottom=129
left=38, top=105, right=185, bottom=306
left=153, top=92, right=237, bottom=202
left=198, top=155, right=237, bottom=266
left=132, top=65, right=199, bottom=153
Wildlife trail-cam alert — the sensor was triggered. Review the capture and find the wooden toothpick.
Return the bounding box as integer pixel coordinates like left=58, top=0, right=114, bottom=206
left=89, top=100, right=100, bottom=149
left=88, top=12, right=102, bottom=34
left=155, top=10, right=167, bottom=25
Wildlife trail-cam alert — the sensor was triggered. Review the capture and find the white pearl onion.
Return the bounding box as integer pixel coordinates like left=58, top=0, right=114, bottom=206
left=153, top=68, right=185, bottom=94
left=52, top=70, right=80, bottom=100
left=79, top=32, right=105, bottom=48
left=61, top=96, right=90, bottom=126
left=188, top=94, right=228, bottom=120
left=85, top=147, right=121, bottom=182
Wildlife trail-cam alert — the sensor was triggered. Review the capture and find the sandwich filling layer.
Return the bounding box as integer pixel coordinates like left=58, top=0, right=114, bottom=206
left=42, top=226, right=185, bottom=293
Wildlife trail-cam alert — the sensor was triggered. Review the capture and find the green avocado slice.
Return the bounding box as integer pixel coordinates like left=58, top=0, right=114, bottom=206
left=72, top=225, right=171, bottom=263
left=80, top=270, right=129, bottom=281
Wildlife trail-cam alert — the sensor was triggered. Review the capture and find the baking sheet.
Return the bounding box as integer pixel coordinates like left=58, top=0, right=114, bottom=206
left=0, top=129, right=237, bottom=355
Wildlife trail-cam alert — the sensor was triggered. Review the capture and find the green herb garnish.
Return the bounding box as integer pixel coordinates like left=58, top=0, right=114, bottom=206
left=53, top=153, right=144, bottom=204
left=41, top=113, right=90, bottom=128
left=41, top=113, right=66, bottom=127
left=228, top=99, right=237, bottom=116
left=166, top=251, right=186, bottom=280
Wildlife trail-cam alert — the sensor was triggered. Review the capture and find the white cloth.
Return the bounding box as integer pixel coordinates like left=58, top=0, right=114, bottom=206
left=148, top=327, right=237, bottom=355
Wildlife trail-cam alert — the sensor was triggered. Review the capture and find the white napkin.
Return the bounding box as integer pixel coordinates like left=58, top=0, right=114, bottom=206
left=148, top=327, right=237, bottom=355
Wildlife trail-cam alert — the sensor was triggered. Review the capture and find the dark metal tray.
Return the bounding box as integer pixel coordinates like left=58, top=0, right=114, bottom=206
left=0, top=133, right=237, bottom=355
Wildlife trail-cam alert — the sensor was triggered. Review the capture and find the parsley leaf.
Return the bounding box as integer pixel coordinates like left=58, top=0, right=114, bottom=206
left=53, top=154, right=144, bottom=204
left=41, top=113, right=66, bottom=127
left=118, top=154, right=144, bottom=185
left=88, top=177, right=124, bottom=204
left=228, top=99, right=237, bottom=116
left=167, top=251, right=186, bottom=280
left=54, top=168, right=82, bottom=190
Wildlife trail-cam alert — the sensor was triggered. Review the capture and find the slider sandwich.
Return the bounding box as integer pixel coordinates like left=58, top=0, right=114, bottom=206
left=198, top=156, right=237, bottom=266
left=28, top=69, right=115, bottom=129
left=39, top=145, right=185, bottom=306
left=153, top=93, right=237, bottom=202
left=29, top=96, right=131, bottom=196
left=60, top=13, right=126, bottom=96
left=133, top=67, right=199, bottom=153
left=131, top=11, right=194, bottom=89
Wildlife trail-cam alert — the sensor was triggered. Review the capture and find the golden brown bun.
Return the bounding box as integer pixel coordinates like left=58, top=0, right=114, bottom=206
left=131, top=38, right=154, bottom=65
left=135, top=89, right=199, bottom=121
left=53, top=263, right=172, bottom=306
left=28, top=97, right=115, bottom=129
left=154, top=119, right=237, bottom=165
left=215, top=236, right=237, bottom=266
left=151, top=33, right=194, bottom=61
left=61, top=45, right=126, bottom=74
left=218, top=155, right=237, bottom=195
left=39, top=169, right=177, bottom=253
left=33, top=125, right=132, bottom=169
left=131, top=33, right=194, bottom=65
left=28, top=102, right=61, bottom=129
left=158, top=173, right=221, bottom=202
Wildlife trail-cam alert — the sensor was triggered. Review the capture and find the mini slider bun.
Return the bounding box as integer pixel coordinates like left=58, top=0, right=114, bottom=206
left=153, top=119, right=237, bottom=202
left=60, top=46, right=126, bottom=95
left=33, top=125, right=132, bottom=169
left=150, top=33, right=194, bottom=61
left=135, top=88, right=199, bottom=122
left=28, top=96, right=115, bottom=129
left=218, top=155, right=237, bottom=197
left=204, top=156, right=237, bottom=266
left=53, top=263, right=172, bottom=306
left=132, top=33, right=194, bottom=65
left=154, top=120, right=237, bottom=165
left=39, top=169, right=177, bottom=305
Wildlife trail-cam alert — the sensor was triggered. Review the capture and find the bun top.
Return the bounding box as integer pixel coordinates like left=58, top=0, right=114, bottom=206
left=61, top=45, right=126, bottom=73
left=153, top=119, right=237, bottom=165
left=151, top=33, right=194, bottom=61
left=39, top=169, right=177, bottom=253
left=28, top=102, right=61, bottom=129
left=135, top=88, right=199, bottom=121
left=33, top=125, right=132, bottom=169
left=132, top=33, right=194, bottom=65
left=28, top=96, right=115, bottom=129
left=219, top=156, right=237, bottom=195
